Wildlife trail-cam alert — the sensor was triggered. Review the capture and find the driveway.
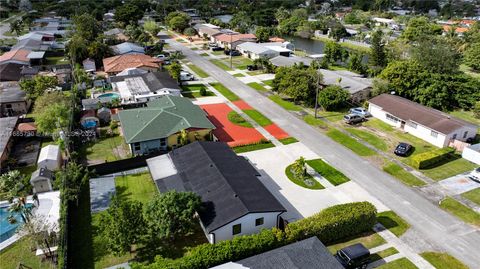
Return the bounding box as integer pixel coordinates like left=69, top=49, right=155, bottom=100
left=167, top=38, right=480, bottom=268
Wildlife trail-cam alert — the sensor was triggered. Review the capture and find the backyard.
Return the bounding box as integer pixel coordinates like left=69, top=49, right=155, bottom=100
left=83, top=128, right=131, bottom=164
left=0, top=237, right=53, bottom=269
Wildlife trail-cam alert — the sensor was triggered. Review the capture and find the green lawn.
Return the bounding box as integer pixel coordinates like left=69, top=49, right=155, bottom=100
left=306, top=159, right=350, bottom=186
left=181, top=90, right=215, bottom=98
left=115, top=172, right=157, bottom=204
left=209, top=82, right=240, bottom=101
left=17, top=165, right=37, bottom=177
left=233, top=73, right=245, bottom=77
left=268, top=95, right=303, bottom=111
left=461, top=188, right=480, bottom=206
left=440, top=197, right=480, bottom=227
left=377, top=258, right=418, bottom=269
left=326, top=129, right=376, bottom=156
left=211, top=50, right=225, bottom=56
left=84, top=132, right=131, bottom=163
left=370, top=247, right=399, bottom=263
left=243, top=109, right=272, bottom=127
left=247, top=82, right=268, bottom=92
left=382, top=162, right=426, bottom=187
left=227, top=111, right=253, bottom=128
left=347, top=128, right=388, bottom=151
left=303, top=115, right=328, bottom=128
left=187, top=64, right=209, bottom=78
left=181, top=84, right=215, bottom=98
left=233, top=141, right=275, bottom=153
left=45, top=56, right=69, bottom=65
left=460, top=64, right=480, bottom=79
left=279, top=137, right=299, bottom=145
left=285, top=164, right=324, bottom=190
left=420, top=156, right=477, bottom=181
left=317, top=109, right=348, bottom=122
left=377, top=211, right=411, bottom=237
left=263, top=79, right=273, bottom=86
left=209, top=59, right=233, bottom=71
left=199, top=52, right=209, bottom=57
left=181, top=84, right=207, bottom=92
left=190, top=47, right=198, bottom=50
left=0, top=237, right=53, bottom=269
left=326, top=231, right=386, bottom=254
left=420, top=252, right=469, bottom=269
left=227, top=57, right=254, bottom=70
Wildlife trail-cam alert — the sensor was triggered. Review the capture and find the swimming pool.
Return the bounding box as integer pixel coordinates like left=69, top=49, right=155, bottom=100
left=0, top=204, right=33, bottom=243
left=98, top=92, right=120, bottom=99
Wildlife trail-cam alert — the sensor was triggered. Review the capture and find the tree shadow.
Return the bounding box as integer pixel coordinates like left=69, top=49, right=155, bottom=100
left=421, top=153, right=462, bottom=170
left=377, top=215, right=399, bottom=231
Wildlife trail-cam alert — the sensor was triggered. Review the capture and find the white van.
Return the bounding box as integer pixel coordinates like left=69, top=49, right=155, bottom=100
left=180, top=71, right=195, bottom=81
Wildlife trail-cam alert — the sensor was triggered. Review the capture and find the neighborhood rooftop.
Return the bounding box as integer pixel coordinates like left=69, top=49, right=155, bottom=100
left=148, top=141, right=286, bottom=233
left=369, top=94, right=476, bottom=135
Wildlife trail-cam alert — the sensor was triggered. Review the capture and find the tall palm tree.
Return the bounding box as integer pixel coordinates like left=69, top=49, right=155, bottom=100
left=179, top=129, right=189, bottom=146
left=8, top=197, right=34, bottom=224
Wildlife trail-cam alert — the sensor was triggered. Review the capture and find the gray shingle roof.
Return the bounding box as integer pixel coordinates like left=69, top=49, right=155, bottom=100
left=110, top=71, right=180, bottom=92
left=0, top=63, right=24, bottom=81
left=319, top=69, right=372, bottom=95
left=0, top=84, right=26, bottom=103
left=0, top=116, right=18, bottom=159
left=215, top=237, right=343, bottom=269
left=149, top=142, right=286, bottom=233
left=111, top=42, right=145, bottom=55
left=31, top=167, right=54, bottom=181
left=269, top=56, right=312, bottom=67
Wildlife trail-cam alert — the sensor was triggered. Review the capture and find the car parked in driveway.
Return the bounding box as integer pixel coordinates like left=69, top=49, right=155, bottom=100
left=211, top=46, right=224, bottom=51
left=247, top=65, right=258, bottom=71
left=224, top=50, right=241, bottom=56
left=344, top=114, right=366, bottom=125
left=394, top=142, right=413, bottom=157
left=349, top=107, right=371, bottom=117
left=469, top=167, right=480, bottom=183
left=180, top=71, right=195, bottom=81
left=335, top=243, right=370, bottom=269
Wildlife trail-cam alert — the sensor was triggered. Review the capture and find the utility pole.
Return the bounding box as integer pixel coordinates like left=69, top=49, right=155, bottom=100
left=314, top=71, right=321, bottom=118
left=230, top=33, right=233, bottom=69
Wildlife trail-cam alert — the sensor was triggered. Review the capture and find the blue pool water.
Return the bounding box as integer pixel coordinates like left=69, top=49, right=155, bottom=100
left=0, top=204, right=33, bottom=243
left=98, top=92, right=120, bottom=99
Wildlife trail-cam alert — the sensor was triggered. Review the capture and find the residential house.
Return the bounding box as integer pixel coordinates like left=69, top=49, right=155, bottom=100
left=237, top=42, right=293, bottom=60
left=442, top=25, right=469, bottom=36
left=110, top=71, right=181, bottom=104
left=319, top=69, right=372, bottom=103
left=20, top=66, right=40, bottom=79
left=30, top=167, right=54, bottom=193
left=30, top=17, right=70, bottom=37
left=83, top=58, right=96, bottom=73
left=194, top=23, right=222, bottom=40
left=27, top=51, right=46, bottom=66
left=0, top=82, right=30, bottom=117
left=214, top=33, right=257, bottom=49
left=118, top=96, right=215, bottom=155
left=81, top=97, right=111, bottom=110
left=212, top=237, right=343, bottom=269
left=0, top=116, right=19, bottom=168
left=37, top=145, right=62, bottom=171
left=104, top=28, right=128, bottom=41
left=147, top=141, right=286, bottom=244
left=463, top=143, right=480, bottom=165
left=0, top=49, right=30, bottom=65
left=0, top=63, right=24, bottom=81
left=103, top=54, right=161, bottom=75
left=116, top=67, right=148, bottom=77
left=368, top=94, right=478, bottom=148
left=270, top=55, right=312, bottom=67
left=110, top=42, right=145, bottom=55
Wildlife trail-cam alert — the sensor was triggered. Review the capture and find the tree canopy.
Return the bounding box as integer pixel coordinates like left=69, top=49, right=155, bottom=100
left=166, top=11, right=190, bottom=32
left=272, top=64, right=321, bottom=105
left=317, top=85, right=350, bottom=111
left=115, top=3, right=144, bottom=26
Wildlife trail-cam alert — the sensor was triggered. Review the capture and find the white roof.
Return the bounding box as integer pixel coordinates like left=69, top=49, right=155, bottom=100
left=38, top=145, right=60, bottom=163
left=237, top=42, right=275, bottom=55
left=147, top=154, right=177, bottom=180
left=201, top=23, right=220, bottom=29
left=373, top=17, right=395, bottom=24
left=27, top=51, right=46, bottom=59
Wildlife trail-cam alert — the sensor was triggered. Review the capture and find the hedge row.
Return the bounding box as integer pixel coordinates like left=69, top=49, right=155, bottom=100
left=411, top=147, right=455, bottom=169
left=133, top=202, right=377, bottom=269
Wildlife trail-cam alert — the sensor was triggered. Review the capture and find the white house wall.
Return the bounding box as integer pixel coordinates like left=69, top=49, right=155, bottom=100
left=462, top=144, right=480, bottom=165
left=210, top=211, right=282, bottom=244
left=403, top=123, right=447, bottom=148
left=368, top=104, right=402, bottom=128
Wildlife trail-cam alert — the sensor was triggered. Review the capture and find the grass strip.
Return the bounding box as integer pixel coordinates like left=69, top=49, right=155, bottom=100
left=247, top=82, right=268, bottom=92
left=209, top=59, right=232, bottom=71
left=377, top=211, right=411, bottom=237
left=209, top=82, right=240, bottom=101
left=326, top=129, right=376, bottom=156
left=268, top=95, right=302, bottom=111
left=233, top=141, right=275, bottom=153
left=420, top=252, right=469, bottom=269
left=227, top=111, right=253, bottom=128
left=279, top=137, right=299, bottom=145
left=382, top=162, right=426, bottom=187
left=187, top=64, right=209, bottom=78
left=243, top=109, right=272, bottom=127
left=306, top=159, right=350, bottom=186
left=439, top=197, right=480, bottom=227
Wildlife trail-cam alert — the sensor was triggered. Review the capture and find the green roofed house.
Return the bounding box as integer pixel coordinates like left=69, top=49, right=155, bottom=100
left=118, top=95, right=215, bottom=155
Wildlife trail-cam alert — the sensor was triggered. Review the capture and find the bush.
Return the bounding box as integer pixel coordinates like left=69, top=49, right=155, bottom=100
left=199, top=87, right=207, bottom=96
left=133, top=202, right=377, bottom=269
left=411, top=147, right=455, bottom=169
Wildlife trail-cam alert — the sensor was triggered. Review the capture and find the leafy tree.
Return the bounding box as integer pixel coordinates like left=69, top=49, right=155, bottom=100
left=98, top=196, right=145, bottom=255
left=115, top=3, right=144, bottom=26
left=183, top=27, right=196, bottom=37
left=272, top=64, right=320, bottom=104
left=20, top=75, right=59, bottom=100
left=33, top=92, right=69, bottom=113
left=9, top=20, right=23, bottom=36
left=344, top=11, right=361, bottom=24
left=328, top=20, right=348, bottom=41
left=296, top=22, right=315, bottom=39
left=88, top=40, right=113, bottom=67
left=464, top=43, right=480, bottom=71
left=166, top=11, right=190, bottom=32
left=317, top=85, right=350, bottom=111
left=167, top=61, right=182, bottom=82
left=73, top=14, right=100, bottom=41
left=371, top=78, right=390, bottom=97
left=35, top=103, right=70, bottom=136
left=0, top=170, right=31, bottom=203
left=144, top=191, right=201, bottom=241
left=474, top=102, right=480, bottom=119
left=255, top=26, right=272, bottom=42
left=179, top=129, right=189, bottom=145
left=410, top=37, right=460, bottom=74
left=348, top=52, right=367, bottom=74
left=369, top=30, right=387, bottom=69
left=143, top=20, right=160, bottom=37
left=401, top=17, right=442, bottom=42
left=275, top=7, right=290, bottom=23
left=66, top=35, right=89, bottom=64
left=56, top=162, right=90, bottom=205
left=230, top=11, right=251, bottom=33
left=324, top=41, right=348, bottom=64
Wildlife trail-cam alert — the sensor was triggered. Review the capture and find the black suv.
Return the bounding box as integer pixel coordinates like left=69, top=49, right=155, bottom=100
left=335, top=243, right=370, bottom=269
left=394, top=142, right=412, bottom=157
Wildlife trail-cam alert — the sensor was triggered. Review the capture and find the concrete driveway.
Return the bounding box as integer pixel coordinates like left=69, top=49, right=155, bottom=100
left=240, top=142, right=389, bottom=221
left=439, top=173, right=480, bottom=195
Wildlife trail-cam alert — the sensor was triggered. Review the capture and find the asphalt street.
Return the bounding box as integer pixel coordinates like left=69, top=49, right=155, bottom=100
left=168, top=39, right=480, bottom=268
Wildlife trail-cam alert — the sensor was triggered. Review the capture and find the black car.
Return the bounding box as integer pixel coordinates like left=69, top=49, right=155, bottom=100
left=224, top=49, right=241, bottom=56
left=247, top=65, right=258, bottom=71
left=211, top=47, right=224, bottom=51
left=335, top=243, right=370, bottom=269
left=394, top=142, right=412, bottom=156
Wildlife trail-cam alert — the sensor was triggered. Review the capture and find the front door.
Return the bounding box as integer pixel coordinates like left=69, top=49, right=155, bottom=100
left=400, top=121, right=406, bottom=129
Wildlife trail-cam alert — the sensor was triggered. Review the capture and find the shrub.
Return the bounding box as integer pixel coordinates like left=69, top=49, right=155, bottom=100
left=133, top=202, right=377, bottom=269
left=411, top=147, right=455, bottom=169
left=199, top=87, right=207, bottom=96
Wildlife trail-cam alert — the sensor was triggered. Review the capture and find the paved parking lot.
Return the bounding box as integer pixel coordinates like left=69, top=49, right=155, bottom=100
left=240, top=142, right=388, bottom=221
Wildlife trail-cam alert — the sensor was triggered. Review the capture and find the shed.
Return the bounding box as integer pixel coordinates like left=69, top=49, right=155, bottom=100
left=30, top=167, right=54, bottom=193
left=97, top=107, right=112, bottom=123
left=37, top=144, right=62, bottom=171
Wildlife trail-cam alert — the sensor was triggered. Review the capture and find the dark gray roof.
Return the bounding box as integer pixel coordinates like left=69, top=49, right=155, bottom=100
left=0, top=84, right=26, bottom=103
left=110, top=71, right=180, bottom=92
left=31, top=167, right=54, bottom=181
left=0, top=116, right=18, bottom=158
left=20, top=66, right=40, bottom=76
left=150, top=142, right=285, bottom=233
left=230, top=237, right=343, bottom=269
left=0, top=63, right=24, bottom=81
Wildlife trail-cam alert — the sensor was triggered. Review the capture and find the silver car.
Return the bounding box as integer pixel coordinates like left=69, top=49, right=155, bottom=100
left=349, top=107, right=371, bottom=117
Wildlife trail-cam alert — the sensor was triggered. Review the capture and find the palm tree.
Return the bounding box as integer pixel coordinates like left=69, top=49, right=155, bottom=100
left=179, top=129, right=189, bottom=146
left=8, top=197, right=34, bottom=224
left=292, top=156, right=306, bottom=179
left=9, top=20, right=23, bottom=36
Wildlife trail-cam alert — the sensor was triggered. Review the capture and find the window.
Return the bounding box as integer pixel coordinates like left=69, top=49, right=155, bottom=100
left=386, top=114, right=399, bottom=123
left=407, top=122, right=417, bottom=129
left=232, top=224, right=241, bottom=235
left=255, top=217, right=264, bottom=226
left=463, top=131, right=468, bottom=139
left=452, top=134, right=457, bottom=140
left=431, top=131, right=438, bottom=138
left=133, top=143, right=141, bottom=151
left=160, top=138, right=166, bottom=147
